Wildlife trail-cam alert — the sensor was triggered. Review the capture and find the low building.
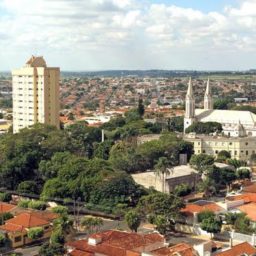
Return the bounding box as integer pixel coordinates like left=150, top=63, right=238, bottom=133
left=132, top=165, right=200, bottom=193
left=184, top=134, right=256, bottom=161
left=180, top=200, right=226, bottom=225
left=0, top=211, right=58, bottom=248
left=66, top=230, right=165, bottom=256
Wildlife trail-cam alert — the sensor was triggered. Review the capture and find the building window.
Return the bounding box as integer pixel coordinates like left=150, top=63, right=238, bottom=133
left=198, top=142, right=200, bottom=145
left=235, top=151, right=237, bottom=155
left=229, top=142, right=232, bottom=145
left=14, top=236, right=22, bottom=242
left=245, top=142, right=248, bottom=146
left=246, top=151, right=249, bottom=156
left=202, top=150, right=206, bottom=153
left=215, top=150, right=219, bottom=154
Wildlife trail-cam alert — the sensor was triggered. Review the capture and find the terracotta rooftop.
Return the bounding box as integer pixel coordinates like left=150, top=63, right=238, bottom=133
left=152, top=243, right=197, bottom=256
left=0, top=203, right=17, bottom=214
left=181, top=201, right=224, bottom=215
left=0, top=212, right=50, bottom=233
left=67, top=230, right=164, bottom=256
left=215, top=242, right=256, bottom=256
left=70, top=250, right=93, bottom=256
left=237, top=202, right=256, bottom=221
left=226, top=193, right=256, bottom=204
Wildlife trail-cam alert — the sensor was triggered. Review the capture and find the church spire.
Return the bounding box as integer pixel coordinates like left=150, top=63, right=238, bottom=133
left=204, top=78, right=213, bottom=110
left=187, top=77, right=193, bottom=97
left=185, top=77, right=195, bottom=118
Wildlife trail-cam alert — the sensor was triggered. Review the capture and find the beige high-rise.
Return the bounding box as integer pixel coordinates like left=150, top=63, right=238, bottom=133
left=12, top=56, right=60, bottom=133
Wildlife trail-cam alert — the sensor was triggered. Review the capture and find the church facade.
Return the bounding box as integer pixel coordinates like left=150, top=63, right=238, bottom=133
left=184, top=79, right=256, bottom=137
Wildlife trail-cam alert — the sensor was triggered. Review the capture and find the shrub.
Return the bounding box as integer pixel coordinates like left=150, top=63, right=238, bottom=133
left=51, top=206, right=68, bottom=216
left=50, top=229, right=65, bottom=244
left=197, top=210, right=215, bottom=223
left=27, top=227, right=44, bottom=240
left=0, top=212, right=14, bottom=225
left=0, top=192, right=12, bottom=202
left=174, top=184, right=191, bottom=197
left=28, top=201, right=47, bottom=210
left=0, top=233, right=5, bottom=247
left=18, top=199, right=30, bottom=208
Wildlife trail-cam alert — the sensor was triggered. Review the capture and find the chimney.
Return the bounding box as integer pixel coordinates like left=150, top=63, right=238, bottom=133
left=88, top=236, right=102, bottom=246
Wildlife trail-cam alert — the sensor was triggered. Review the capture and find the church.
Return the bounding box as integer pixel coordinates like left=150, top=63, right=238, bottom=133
left=184, top=78, right=256, bottom=137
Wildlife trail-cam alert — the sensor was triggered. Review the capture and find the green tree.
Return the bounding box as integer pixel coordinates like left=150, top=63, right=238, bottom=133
left=53, top=214, right=73, bottom=235
left=214, top=98, right=234, bottom=110
left=93, top=140, right=114, bottom=160
left=39, top=242, right=65, bottom=256
left=125, top=210, right=141, bottom=232
left=27, top=227, right=44, bottom=240
left=201, top=217, right=222, bottom=238
left=154, top=157, right=170, bottom=193
left=189, top=154, right=215, bottom=174
left=185, top=122, right=222, bottom=134
left=17, top=180, right=39, bottom=194
left=234, top=214, right=254, bottom=234
left=217, top=150, right=231, bottom=162
left=236, top=168, right=251, bottom=180
left=50, top=228, right=65, bottom=245
left=227, top=159, right=247, bottom=168
left=174, top=184, right=191, bottom=197
left=154, top=215, right=168, bottom=235
left=167, top=116, right=184, bottom=132
left=137, top=192, right=184, bottom=229
left=81, top=217, right=103, bottom=234
left=137, top=98, right=145, bottom=117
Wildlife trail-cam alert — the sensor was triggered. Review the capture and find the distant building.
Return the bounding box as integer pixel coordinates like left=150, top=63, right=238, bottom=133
left=184, top=133, right=256, bottom=161
left=184, top=78, right=256, bottom=137
left=132, top=165, right=200, bottom=193
left=12, top=56, right=60, bottom=133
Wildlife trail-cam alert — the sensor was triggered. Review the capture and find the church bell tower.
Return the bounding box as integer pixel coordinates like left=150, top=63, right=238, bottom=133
left=204, top=78, right=213, bottom=110
left=184, top=78, right=195, bottom=132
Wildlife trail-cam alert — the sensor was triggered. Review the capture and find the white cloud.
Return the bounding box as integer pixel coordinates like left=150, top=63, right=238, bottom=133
left=0, top=0, right=256, bottom=70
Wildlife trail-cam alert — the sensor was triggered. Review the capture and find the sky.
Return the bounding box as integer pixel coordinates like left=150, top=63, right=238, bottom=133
left=0, top=0, right=256, bottom=71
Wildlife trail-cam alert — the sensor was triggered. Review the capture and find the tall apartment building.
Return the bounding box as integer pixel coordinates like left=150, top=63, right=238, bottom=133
left=12, top=56, right=60, bottom=133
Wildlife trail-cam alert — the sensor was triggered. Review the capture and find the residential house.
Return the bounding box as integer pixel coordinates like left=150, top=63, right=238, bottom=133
left=0, top=211, right=58, bottom=248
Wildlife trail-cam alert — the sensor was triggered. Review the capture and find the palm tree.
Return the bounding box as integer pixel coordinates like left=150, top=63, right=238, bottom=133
left=154, top=157, right=170, bottom=193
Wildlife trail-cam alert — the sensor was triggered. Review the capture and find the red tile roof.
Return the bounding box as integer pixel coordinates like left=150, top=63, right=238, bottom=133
left=181, top=202, right=224, bottom=215
left=215, top=242, right=256, bottom=256
left=67, top=230, right=164, bottom=256
left=70, top=250, right=93, bottom=256
left=0, top=203, right=16, bottom=214
left=0, top=212, right=50, bottom=233
left=226, top=193, right=256, bottom=203
left=152, top=243, right=197, bottom=256
left=237, top=203, right=256, bottom=221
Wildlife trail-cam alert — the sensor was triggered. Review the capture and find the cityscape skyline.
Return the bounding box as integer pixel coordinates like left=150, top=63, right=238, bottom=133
left=1, top=0, right=256, bottom=71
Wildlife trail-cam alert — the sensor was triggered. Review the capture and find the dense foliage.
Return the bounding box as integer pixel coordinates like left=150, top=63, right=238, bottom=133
left=185, top=122, right=222, bottom=134
left=0, top=112, right=192, bottom=214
